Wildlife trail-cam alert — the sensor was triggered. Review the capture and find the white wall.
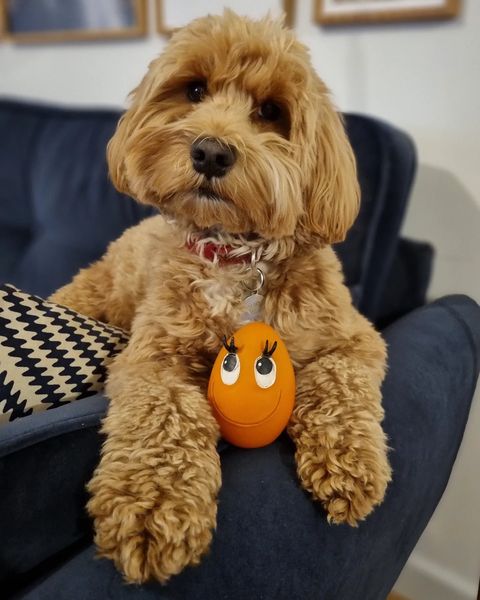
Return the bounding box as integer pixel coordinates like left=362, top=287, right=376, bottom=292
left=1, top=1, right=479, bottom=598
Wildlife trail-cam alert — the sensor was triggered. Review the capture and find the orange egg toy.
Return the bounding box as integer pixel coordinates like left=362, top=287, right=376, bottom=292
left=208, top=322, right=295, bottom=448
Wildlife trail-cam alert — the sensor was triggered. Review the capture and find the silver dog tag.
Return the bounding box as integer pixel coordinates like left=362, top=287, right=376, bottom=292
left=240, top=292, right=264, bottom=324
left=240, top=261, right=265, bottom=324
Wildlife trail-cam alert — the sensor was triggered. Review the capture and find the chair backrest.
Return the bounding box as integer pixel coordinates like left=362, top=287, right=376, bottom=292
left=0, top=100, right=154, bottom=298
left=0, top=99, right=416, bottom=318
left=340, top=113, right=417, bottom=319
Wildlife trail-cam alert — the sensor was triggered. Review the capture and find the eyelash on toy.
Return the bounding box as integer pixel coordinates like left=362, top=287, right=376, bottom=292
left=222, top=335, right=238, bottom=353
left=262, top=340, right=277, bottom=357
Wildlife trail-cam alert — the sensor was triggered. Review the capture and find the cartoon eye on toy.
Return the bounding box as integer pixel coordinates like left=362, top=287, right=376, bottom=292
left=208, top=323, right=295, bottom=449
left=220, top=336, right=240, bottom=385
left=254, top=340, right=277, bottom=388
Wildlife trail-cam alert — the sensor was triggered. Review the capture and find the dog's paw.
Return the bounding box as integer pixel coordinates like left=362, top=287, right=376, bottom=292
left=294, top=431, right=391, bottom=526
left=87, top=452, right=220, bottom=583
left=89, top=493, right=216, bottom=583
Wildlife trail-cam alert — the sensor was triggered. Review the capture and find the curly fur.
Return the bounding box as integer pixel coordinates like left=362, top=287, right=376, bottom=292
left=50, top=11, right=391, bottom=584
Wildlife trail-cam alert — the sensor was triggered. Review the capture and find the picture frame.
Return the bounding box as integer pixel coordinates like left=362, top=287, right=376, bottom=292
left=315, top=0, right=461, bottom=26
left=156, top=0, right=296, bottom=36
left=0, top=0, right=147, bottom=44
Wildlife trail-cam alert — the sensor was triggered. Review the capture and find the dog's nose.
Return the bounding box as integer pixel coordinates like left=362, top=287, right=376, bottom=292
left=190, top=138, right=236, bottom=179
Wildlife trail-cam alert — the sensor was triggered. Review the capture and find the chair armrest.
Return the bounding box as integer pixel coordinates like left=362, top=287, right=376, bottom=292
left=0, top=394, right=108, bottom=586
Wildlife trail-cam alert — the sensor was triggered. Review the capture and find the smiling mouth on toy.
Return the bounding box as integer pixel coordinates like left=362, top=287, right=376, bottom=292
left=211, top=388, right=282, bottom=427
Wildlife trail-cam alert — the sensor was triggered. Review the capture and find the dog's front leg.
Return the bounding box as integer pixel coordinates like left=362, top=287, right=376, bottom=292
left=87, top=342, right=221, bottom=584
left=288, top=326, right=391, bottom=526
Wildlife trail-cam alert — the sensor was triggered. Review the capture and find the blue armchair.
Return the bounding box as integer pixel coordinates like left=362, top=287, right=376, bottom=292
left=0, top=99, right=478, bottom=600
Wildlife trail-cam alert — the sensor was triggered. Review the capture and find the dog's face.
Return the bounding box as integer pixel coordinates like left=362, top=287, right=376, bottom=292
left=108, top=11, right=359, bottom=243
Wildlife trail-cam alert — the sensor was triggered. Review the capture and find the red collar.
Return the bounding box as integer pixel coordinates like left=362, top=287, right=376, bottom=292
left=185, top=240, right=251, bottom=265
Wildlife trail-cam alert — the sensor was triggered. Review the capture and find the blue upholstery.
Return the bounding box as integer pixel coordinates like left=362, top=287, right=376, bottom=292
left=340, top=115, right=420, bottom=320
left=0, top=100, right=154, bottom=298
left=0, top=99, right=478, bottom=600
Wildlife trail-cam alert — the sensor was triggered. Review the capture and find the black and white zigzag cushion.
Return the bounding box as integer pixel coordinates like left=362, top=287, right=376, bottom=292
left=0, top=284, right=129, bottom=424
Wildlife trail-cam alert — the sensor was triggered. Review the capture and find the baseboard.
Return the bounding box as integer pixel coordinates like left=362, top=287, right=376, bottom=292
left=394, top=552, right=477, bottom=600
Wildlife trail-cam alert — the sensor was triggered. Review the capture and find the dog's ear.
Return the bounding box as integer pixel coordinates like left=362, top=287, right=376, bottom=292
left=107, top=72, right=152, bottom=195
left=107, top=109, right=134, bottom=195
left=300, top=83, right=360, bottom=244
left=107, top=55, right=167, bottom=196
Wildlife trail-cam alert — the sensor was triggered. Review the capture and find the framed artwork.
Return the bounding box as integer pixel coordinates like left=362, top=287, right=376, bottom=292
left=0, top=0, right=147, bottom=44
left=157, top=0, right=296, bottom=36
left=315, top=0, right=461, bottom=26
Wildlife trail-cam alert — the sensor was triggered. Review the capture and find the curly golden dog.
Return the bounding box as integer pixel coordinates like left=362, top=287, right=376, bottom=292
left=51, top=11, right=391, bottom=584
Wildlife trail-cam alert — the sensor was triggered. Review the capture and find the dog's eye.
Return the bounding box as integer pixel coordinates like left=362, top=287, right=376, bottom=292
left=186, top=81, right=207, bottom=103
left=258, top=101, right=282, bottom=122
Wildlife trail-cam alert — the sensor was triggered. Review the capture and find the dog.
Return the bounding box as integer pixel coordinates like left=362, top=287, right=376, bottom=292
left=50, top=11, right=391, bottom=584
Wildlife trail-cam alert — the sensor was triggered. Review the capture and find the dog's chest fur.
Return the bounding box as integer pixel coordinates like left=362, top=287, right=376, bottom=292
left=194, top=264, right=265, bottom=326
left=144, top=219, right=343, bottom=370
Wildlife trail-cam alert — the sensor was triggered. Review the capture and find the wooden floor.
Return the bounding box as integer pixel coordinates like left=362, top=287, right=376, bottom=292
left=387, top=593, right=410, bottom=600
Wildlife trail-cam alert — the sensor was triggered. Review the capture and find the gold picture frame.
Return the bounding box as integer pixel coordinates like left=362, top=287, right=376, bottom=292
left=157, top=0, right=296, bottom=36
left=0, top=0, right=147, bottom=44
left=315, top=0, right=461, bottom=26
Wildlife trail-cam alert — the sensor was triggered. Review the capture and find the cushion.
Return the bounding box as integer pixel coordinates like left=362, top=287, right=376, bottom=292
left=0, top=284, right=128, bottom=424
